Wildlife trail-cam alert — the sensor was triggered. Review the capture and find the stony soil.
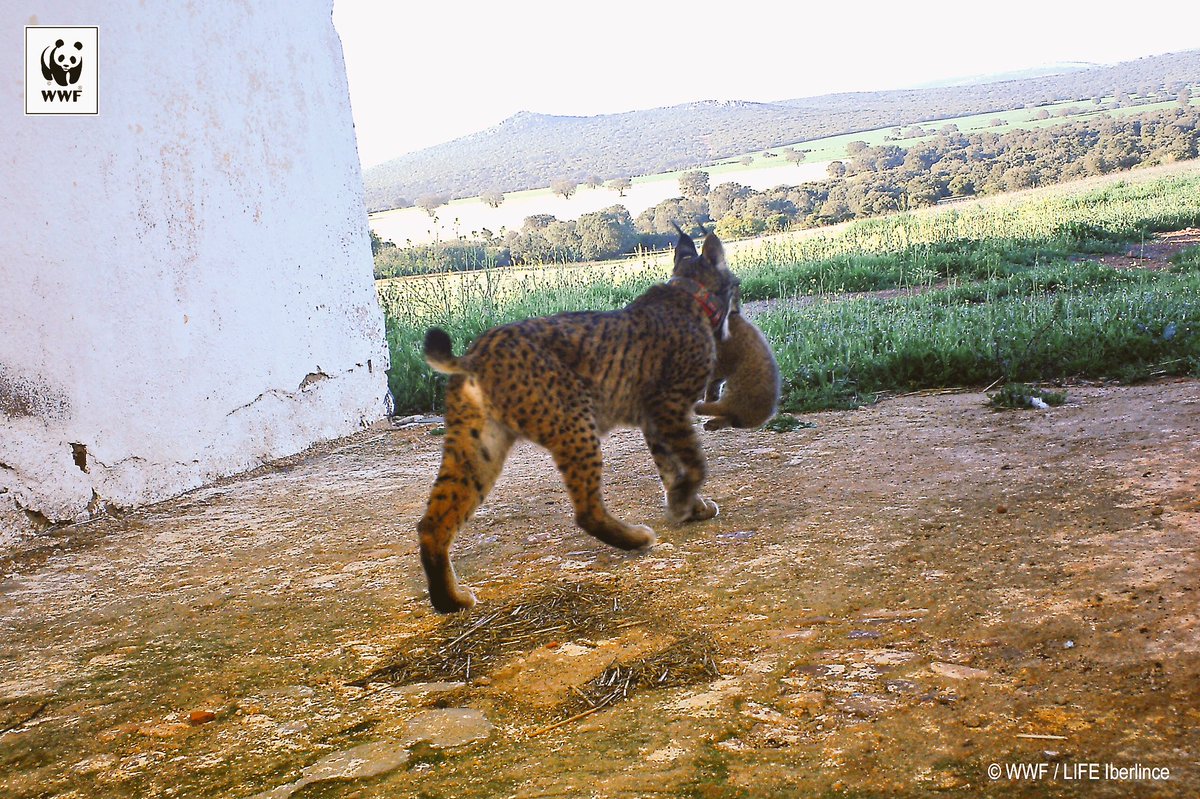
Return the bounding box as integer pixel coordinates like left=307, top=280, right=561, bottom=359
left=2, top=376, right=1198, bottom=797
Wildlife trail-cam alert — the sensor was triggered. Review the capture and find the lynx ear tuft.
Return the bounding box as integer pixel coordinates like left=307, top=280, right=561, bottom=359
left=673, top=222, right=698, bottom=262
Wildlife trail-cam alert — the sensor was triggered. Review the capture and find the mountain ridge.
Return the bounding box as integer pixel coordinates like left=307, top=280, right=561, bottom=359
left=363, top=50, right=1200, bottom=211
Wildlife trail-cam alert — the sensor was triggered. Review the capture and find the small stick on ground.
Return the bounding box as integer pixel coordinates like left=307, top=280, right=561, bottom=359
left=442, top=612, right=500, bottom=651
left=527, top=698, right=616, bottom=738
left=569, top=685, right=595, bottom=707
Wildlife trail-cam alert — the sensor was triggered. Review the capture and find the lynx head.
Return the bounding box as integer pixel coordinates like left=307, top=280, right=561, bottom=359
left=672, top=224, right=739, bottom=339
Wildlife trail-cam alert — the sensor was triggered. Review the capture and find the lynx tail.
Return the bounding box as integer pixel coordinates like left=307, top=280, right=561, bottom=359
left=423, top=328, right=467, bottom=374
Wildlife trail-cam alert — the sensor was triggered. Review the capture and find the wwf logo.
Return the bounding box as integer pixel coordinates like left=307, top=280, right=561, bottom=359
left=41, top=38, right=84, bottom=86
left=25, top=26, right=98, bottom=115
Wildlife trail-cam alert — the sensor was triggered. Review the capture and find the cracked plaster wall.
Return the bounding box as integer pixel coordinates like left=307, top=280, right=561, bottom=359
left=1, top=1, right=389, bottom=546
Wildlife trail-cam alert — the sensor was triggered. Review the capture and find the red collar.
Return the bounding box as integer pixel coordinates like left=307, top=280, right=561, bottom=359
left=668, top=276, right=727, bottom=330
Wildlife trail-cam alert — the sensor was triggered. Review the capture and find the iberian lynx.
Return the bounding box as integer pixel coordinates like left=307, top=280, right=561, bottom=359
left=416, top=230, right=737, bottom=611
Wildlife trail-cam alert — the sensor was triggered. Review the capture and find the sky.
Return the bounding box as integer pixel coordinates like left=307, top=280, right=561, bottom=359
left=333, top=0, right=1199, bottom=169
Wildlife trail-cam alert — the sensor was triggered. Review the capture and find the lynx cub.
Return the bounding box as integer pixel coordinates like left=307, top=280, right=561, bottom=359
left=415, top=230, right=738, bottom=612
left=694, top=293, right=780, bottom=430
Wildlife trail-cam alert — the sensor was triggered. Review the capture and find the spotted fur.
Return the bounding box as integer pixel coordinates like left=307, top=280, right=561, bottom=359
left=416, top=231, right=737, bottom=612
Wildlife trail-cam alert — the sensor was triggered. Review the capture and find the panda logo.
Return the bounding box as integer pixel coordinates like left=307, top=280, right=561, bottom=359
left=41, top=39, right=84, bottom=86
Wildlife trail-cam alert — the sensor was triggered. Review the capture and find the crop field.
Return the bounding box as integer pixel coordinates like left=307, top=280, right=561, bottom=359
left=378, top=163, right=1200, bottom=416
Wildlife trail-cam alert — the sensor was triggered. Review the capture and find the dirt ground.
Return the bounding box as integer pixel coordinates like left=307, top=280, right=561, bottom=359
left=1085, top=227, right=1200, bottom=271
left=2, top=376, right=1198, bottom=797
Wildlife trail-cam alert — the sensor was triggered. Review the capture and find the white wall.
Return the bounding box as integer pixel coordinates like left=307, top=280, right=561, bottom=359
left=1, top=1, right=389, bottom=546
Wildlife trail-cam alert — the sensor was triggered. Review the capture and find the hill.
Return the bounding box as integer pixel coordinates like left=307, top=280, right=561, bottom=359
left=362, top=50, right=1200, bottom=211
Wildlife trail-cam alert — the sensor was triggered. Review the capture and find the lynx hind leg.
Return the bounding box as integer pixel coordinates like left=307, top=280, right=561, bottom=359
left=531, top=398, right=655, bottom=552
left=417, top=376, right=515, bottom=613
left=644, top=402, right=719, bottom=523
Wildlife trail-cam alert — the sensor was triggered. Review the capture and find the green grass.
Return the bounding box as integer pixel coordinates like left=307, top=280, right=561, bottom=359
left=758, top=270, right=1200, bottom=412
left=761, top=414, right=817, bottom=432
left=380, top=167, right=1200, bottom=415
left=1171, top=245, right=1200, bottom=273
left=987, top=383, right=1068, bottom=410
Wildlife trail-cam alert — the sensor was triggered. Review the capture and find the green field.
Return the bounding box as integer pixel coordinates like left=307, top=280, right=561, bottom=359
left=725, top=92, right=1200, bottom=171
left=379, top=164, right=1200, bottom=416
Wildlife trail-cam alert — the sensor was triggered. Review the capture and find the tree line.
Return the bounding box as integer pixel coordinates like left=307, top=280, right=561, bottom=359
left=707, top=106, right=1199, bottom=236
left=373, top=106, right=1199, bottom=278
left=372, top=206, right=641, bottom=276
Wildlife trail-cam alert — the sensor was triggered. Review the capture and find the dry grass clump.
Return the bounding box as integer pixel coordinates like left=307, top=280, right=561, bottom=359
left=351, top=581, right=636, bottom=687
left=558, top=635, right=721, bottom=718
left=352, top=581, right=722, bottom=727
